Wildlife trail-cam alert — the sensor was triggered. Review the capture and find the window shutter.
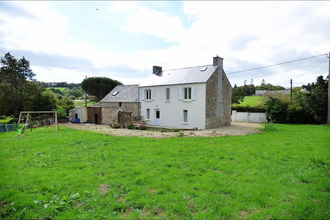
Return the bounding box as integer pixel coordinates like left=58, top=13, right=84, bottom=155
left=141, top=89, right=145, bottom=101
left=151, top=89, right=155, bottom=101
left=191, top=87, right=196, bottom=100
left=178, top=88, right=183, bottom=100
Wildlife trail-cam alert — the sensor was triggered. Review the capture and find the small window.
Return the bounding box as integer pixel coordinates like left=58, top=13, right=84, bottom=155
left=183, top=110, right=188, bottom=123
left=184, top=87, right=191, bottom=100
left=146, top=109, right=150, bottom=119
left=119, top=102, right=122, bottom=107
left=166, top=88, right=170, bottom=101
left=145, top=89, right=152, bottom=100
left=112, top=91, right=119, bottom=96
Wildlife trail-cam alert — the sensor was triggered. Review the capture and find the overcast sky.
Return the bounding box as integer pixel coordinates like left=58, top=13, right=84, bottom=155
left=0, top=1, right=329, bottom=88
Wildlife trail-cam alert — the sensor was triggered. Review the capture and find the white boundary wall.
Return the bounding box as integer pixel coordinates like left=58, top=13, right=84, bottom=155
left=231, top=111, right=267, bottom=123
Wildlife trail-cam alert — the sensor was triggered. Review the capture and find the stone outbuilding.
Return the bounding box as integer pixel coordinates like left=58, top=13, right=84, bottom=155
left=99, top=85, right=140, bottom=125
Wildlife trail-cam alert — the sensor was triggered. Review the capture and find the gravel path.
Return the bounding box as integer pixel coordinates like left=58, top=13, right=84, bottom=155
left=61, top=122, right=264, bottom=138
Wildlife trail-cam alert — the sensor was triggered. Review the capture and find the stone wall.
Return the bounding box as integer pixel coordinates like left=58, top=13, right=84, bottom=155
left=205, top=69, right=219, bottom=129
left=99, top=102, right=140, bottom=125
left=221, top=71, right=232, bottom=126
left=205, top=68, right=231, bottom=129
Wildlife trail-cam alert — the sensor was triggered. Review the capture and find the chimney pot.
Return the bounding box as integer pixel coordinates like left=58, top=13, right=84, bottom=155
left=213, top=56, right=223, bottom=68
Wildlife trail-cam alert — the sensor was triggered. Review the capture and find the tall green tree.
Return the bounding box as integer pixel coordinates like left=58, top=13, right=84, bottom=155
left=302, top=75, right=328, bottom=124
left=81, top=77, right=122, bottom=101
left=0, top=52, right=35, bottom=115
left=232, top=86, right=246, bottom=104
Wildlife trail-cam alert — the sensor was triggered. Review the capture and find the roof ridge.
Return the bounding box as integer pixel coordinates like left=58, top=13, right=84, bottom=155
left=164, top=64, right=212, bottom=72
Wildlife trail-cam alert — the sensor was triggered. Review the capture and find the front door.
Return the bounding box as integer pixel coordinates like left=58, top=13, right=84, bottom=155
left=155, top=110, right=160, bottom=126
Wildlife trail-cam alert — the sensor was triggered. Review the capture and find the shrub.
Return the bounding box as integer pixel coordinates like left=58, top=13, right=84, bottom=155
left=264, top=97, right=288, bottom=123
left=111, top=123, right=120, bottom=129
left=232, top=105, right=266, bottom=112
left=127, top=124, right=135, bottom=130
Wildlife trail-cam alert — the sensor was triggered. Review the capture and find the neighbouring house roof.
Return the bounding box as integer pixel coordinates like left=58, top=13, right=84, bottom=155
left=139, top=64, right=218, bottom=87
left=100, top=85, right=139, bottom=103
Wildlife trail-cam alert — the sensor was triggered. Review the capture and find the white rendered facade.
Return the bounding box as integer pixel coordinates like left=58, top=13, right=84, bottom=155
left=140, top=83, right=206, bottom=129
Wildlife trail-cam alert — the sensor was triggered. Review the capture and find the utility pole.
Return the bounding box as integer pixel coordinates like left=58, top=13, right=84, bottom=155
left=84, top=75, right=88, bottom=108
left=290, top=79, right=293, bottom=102
left=327, top=52, right=330, bottom=125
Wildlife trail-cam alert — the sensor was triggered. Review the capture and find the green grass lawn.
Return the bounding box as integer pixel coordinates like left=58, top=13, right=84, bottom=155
left=0, top=124, right=329, bottom=219
left=46, top=87, right=67, bottom=92
left=233, top=96, right=264, bottom=107
left=74, top=100, right=96, bottom=108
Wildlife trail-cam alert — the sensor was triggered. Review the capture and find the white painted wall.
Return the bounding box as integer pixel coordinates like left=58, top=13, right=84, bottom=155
left=140, top=83, right=206, bottom=129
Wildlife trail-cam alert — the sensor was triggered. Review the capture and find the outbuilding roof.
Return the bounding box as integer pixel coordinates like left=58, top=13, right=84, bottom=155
left=100, top=85, right=139, bottom=103
left=139, top=64, right=218, bottom=87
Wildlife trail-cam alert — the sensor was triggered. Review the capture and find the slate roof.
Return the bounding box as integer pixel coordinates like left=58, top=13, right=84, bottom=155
left=139, top=64, right=218, bottom=87
left=100, top=85, right=139, bottom=103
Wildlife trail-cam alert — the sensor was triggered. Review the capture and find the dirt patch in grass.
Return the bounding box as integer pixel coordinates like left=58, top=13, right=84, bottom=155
left=239, top=209, right=259, bottom=219
left=61, top=122, right=263, bottom=138
left=99, top=184, right=109, bottom=194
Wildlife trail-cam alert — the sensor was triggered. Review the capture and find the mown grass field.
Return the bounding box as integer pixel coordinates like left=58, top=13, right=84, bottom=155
left=233, top=96, right=264, bottom=107
left=46, top=87, right=67, bottom=92
left=0, top=124, right=329, bottom=219
left=73, top=100, right=96, bottom=108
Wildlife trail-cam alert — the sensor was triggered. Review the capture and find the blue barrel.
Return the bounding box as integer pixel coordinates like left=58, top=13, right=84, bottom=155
left=75, top=118, right=80, bottom=123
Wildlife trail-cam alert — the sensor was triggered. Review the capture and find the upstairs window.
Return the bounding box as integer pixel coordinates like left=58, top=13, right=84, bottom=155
left=166, top=88, right=170, bottom=101
left=145, top=89, right=151, bottom=100
left=184, top=87, right=191, bottom=100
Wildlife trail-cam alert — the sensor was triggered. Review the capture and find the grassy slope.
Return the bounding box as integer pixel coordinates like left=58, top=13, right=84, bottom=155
left=0, top=124, right=329, bottom=219
left=46, top=87, right=66, bottom=92
left=233, top=96, right=263, bottom=107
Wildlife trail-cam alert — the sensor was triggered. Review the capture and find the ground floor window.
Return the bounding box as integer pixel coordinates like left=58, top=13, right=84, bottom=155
left=146, top=108, right=150, bottom=119
left=183, top=110, right=188, bottom=122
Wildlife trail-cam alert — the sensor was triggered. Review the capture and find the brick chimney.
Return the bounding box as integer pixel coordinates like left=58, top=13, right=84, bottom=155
left=153, top=66, right=162, bottom=76
left=213, top=56, right=223, bottom=68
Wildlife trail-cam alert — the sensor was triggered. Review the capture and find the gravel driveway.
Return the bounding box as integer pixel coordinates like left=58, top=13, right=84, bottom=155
left=61, top=122, right=264, bottom=138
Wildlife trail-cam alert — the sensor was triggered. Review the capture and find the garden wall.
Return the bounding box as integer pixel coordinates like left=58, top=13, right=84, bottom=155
left=231, top=110, right=267, bottom=123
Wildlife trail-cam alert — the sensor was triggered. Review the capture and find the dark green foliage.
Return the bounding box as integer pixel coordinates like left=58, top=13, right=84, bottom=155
left=232, top=105, right=266, bottom=112
left=264, top=76, right=328, bottom=124
left=256, top=83, right=285, bottom=91
left=302, top=76, right=328, bottom=124
left=0, top=52, right=35, bottom=116
left=265, top=97, right=288, bottom=123
left=232, top=86, right=245, bottom=104
left=81, top=77, right=122, bottom=101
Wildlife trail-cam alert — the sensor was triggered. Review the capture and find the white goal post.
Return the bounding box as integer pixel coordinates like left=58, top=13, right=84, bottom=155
left=18, top=111, right=59, bottom=131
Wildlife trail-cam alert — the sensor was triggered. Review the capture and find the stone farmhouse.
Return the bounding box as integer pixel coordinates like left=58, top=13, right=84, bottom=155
left=74, top=56, right=232, bottom=129
left=139, top=56, right=231, bottom=129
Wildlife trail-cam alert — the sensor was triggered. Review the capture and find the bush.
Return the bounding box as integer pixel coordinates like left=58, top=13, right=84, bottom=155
left=137, top=124, right=146, bottom=130
left=264, top=97, right=288, bottom=123
left=111, top=123, right=120, bottom=129
left=232, top=105, right=266, bottom=112
left=127, top=124, right=135, bottom=130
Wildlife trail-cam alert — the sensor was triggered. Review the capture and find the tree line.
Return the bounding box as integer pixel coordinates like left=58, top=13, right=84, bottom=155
left=0, top=52, right=122, bottom=119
